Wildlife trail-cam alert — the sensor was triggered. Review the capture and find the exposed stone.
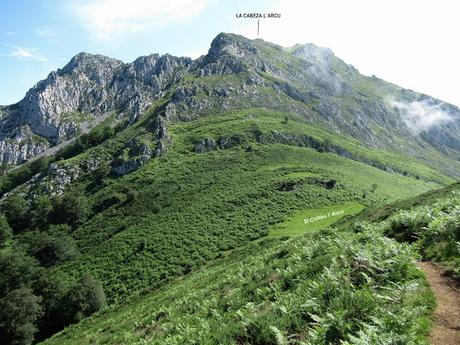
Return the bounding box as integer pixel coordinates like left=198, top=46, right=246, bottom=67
left=0, top=52, right=191, bottom=164
left=0, top=32, right=458, bottom=181
left=194, top=138, right=217, bottom=153
left=112, top=155, right=151, bottom=176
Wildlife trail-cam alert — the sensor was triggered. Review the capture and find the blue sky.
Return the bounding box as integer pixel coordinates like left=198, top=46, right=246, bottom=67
left=0, top=0, right=273, bottom=105
left=1, top=0, right=460, bottom=107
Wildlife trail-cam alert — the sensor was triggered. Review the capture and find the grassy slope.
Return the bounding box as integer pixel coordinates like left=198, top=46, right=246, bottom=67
left=41, top=183, right=460, bottom=345
left=32, top=101, right=460, bottom=344
left=268, top=202, right=365, bottom=237
left=2, top=36, right=459, bottom=344
left=49, top=108, right=444, bottom=305
left=337, top=183, right=460, bottom=228
left=41, top=204, right=438, bottom=345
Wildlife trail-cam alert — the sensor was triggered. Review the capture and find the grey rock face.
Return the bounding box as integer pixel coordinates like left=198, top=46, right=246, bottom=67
left=194, top=138, right=217, bottom=153
left=1, top=32, right=459, bottom=178
left=0, top=52, right=191, bottom=165
left=111, top=137, right=153, bottom=176
left=44, top=162, right=81, bottom=196
left=0, top=126, right=50, bottom=164
left=111, top=116, right=170, bottom=176
left=112, top=155, right=151, bottom=176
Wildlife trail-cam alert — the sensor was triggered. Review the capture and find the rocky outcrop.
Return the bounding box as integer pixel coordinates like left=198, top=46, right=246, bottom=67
left=112, top=155, right=151, bottom=176
left=0, top=32, right=459, bottom=178
left=194, top=138, right=217, bottom=153
left=41, top=162, right=81, bottom=197
left=255, top=130, right=411, bottom=177
left=112, top=138, right=153, bottom=176
left=111, top=116, right=170, bottom=176
left=0, top=126, right=50, bottom=164
left=193, top=135, right=246, bottom=153
left=0, top=52, right=191, bottom=165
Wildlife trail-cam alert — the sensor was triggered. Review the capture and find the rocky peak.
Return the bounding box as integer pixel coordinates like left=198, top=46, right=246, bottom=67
left=0, top=50, right=193, bottom=165
left=0, top=32, right=459, bottom=171
left=207, top=33, right=258, bottom=59
left=61, top=52, right=123, bottom=73
left=127, top=53, right=191, bottom=81
left=196, top=33, right=261, bottom=75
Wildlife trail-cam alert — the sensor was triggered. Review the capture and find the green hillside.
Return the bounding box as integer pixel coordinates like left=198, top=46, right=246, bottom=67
left=39, top=108, right=444, bottom=304
left=40, top=181, right=460, bottom=345
left=0, top=97, right=456, bottom=344
left=1, top=33, right=459, bottom=344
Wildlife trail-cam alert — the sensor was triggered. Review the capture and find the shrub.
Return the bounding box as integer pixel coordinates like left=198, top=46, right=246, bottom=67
left=126, top=190, right=139, bottom=202
left=93, top=163, right=111, bottom=185
left=384, top=209, right=432, bottom=243
left=65, top=274, right=106, bottom=322
left=30, top=196, right=53, bottom=230
left=0, top=251, right=41, bottom=297
left=29, top=157, right=51, bottom=175
left=93, top=193, right=125, bottom=213
left=2, top=194, right=28, bottom=232
left=54, top=193, right=90, bottom=227
left=0, top=166, right=32, bottom=195
left=0, top=288, right=43, bottom=345
left=371, top=183, right=378, bottom=193
left=31, top=234, right=80, bottom=267
left=0, top=214, right=12, bottom=245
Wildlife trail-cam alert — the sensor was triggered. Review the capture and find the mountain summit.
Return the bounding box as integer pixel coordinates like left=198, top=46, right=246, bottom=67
left=0, top=33, right=459, bottom=177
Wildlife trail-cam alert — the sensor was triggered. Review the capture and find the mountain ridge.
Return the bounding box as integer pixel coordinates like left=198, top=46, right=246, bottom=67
left=0, top=33, right=459, bottom=177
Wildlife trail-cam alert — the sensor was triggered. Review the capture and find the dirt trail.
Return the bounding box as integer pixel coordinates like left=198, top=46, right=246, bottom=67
left=417, top=261, right=460, bottom=345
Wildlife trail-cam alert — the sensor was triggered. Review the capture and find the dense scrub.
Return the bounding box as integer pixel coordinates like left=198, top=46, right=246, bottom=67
left=41, top=228, right=434, bottom=345
left=0, top=106, right=451, bottom=344
left=39, top=185, right=460, bottom=345
left=0, top=191, right=106, bottom=343
left=378, top=191, right=460, bottom=280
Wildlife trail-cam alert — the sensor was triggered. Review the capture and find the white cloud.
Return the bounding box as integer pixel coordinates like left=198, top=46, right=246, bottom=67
left=73, top=0, right=210, bottom=40
left=9, top=46, right=48, bottom=62
left=391, top=100, right=453, bottom=134
left=34, top=26, right=57, bottom=39
left=5, top=31, right=15, bottom=36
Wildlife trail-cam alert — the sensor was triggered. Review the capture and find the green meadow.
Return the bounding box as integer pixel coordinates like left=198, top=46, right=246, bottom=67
left=268, top=202, right=365, bottom=237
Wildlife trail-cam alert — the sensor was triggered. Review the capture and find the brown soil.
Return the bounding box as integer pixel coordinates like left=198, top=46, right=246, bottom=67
left=417, top=261, right=460, bottom=345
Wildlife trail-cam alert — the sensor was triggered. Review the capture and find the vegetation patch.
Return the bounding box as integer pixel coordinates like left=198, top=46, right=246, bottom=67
left=40, top=227, right=434, bottom=345
left=268, top=202, right=365, bottom=238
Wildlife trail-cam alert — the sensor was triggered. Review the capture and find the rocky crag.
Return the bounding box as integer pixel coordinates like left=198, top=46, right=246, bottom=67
left=1, top=33, right=459, bottom=177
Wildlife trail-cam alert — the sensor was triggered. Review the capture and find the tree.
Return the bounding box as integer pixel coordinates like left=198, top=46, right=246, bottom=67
left=0, top=251, right=41, bottom=297
left=8, top=166, right=32, bottom=190
left=2, top=194, right=28, bottom=232
left=29, top=157, right=50, bottom=175
left=325, top=179, right=337, bottom=189
left=283, top=115, right=289, bottom=124
left=0, top=214, right=13, bottom=245
left=93, top=163, right=111, bottom=185
left=32, top=234, right=80, bottom=267
left=30, top=196, right=53, bottom=230
left=33, top=271, right=71, bottom=339
left=54, top=193, right=89, bottom=227
left=93, top=193, right=124, bottom=213
left=126, top=190, right=138, bottom=202
left=0, top=288, right=43, bottom=345
left=322, top=138, right=333, bottom=153
left=65, top=274, right=106, bottom=322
